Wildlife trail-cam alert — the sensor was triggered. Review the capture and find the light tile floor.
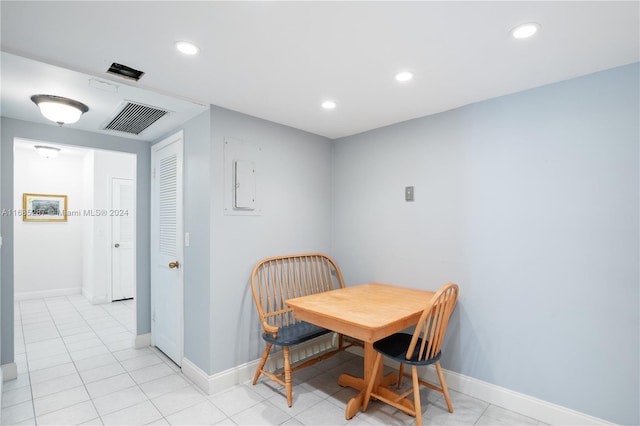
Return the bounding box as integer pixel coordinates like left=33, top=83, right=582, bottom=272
left=3, top=295, right=547, bottom=425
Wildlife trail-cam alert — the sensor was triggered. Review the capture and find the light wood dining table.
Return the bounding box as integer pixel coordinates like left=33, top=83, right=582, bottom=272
left=286, top=282, right=435, bottom=420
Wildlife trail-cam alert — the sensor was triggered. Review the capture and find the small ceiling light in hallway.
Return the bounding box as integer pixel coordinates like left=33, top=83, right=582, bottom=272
left=34, top=145, right=61, bottom=158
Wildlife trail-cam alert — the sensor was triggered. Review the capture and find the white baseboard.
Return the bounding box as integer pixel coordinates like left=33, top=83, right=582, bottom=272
left=82, top=288, right=94, bottom=303
left=346, top=346, right=610, bottom=426
left=436, top=368, right=613, bottom=426
left=182, top=334, right=336, bottom=395
left=1, top=362, right=18, bottom=382
left=15, top=287, right=81, bottom=301
left=181, top=358, right=210, bottom=394
left=179, top=338, right=610, bottom=425
left=182, top=356, right=260, bottom=395
left=134, top=333, right=151, bottom=349
left=82, top=288, right=108, bottom=305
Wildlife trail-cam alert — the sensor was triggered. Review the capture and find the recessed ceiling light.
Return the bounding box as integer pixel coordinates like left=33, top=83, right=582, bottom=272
left=395, top=71, right=414, bottom=82
left=321, top=100, right=337, bottom=110
left=175, top=41, right=200, bottom=55
left=511, top=23, right=540, bottom=39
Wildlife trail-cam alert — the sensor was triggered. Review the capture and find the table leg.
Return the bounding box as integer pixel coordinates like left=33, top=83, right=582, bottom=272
left=338, top=341, right=410, bottom=419
left=338, top=342, right=387, bottom=419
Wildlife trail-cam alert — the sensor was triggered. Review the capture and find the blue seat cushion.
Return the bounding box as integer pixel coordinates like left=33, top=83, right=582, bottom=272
left=262, top=321, right=331, bottom=346
left=373, top=333, right=441, bottom=366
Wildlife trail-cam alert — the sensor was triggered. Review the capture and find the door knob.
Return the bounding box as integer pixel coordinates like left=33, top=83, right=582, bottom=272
left=114, top=243, right=120, bottom=248
left=169, top=261, right=180, bottom=269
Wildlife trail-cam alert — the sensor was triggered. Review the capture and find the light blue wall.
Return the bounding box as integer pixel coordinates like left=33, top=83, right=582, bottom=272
left=0, top=118, right=2, bottom=370
left=1, top=117, right=152, bottom=364
left=331, top=63, right=639, bottom=425
left=152, top=106, right=332, bottom=376
left=208, top=105, right=333, bottom=374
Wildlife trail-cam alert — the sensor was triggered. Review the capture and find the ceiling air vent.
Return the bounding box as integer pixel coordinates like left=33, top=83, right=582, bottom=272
left=103, top=101, right=169, bottom=135
left=107, top=62, right=145, bottom=81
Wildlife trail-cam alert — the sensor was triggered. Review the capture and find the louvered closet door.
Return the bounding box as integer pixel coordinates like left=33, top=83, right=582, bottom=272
left=151, top=131, right=184, bottom=365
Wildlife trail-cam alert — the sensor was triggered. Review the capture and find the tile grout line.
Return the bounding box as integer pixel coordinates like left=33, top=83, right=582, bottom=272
left=473, top=402, right=491, bottom=425
left=18, top=297, right=223, bottom=425
left=25, top=295, right=141, bottom=424
left=81, top=297, right=231, bottom=423
left=40, top=295, right=103, bottom=425
left=62, top=295, right=154, bottom=425
left=64, top=296, right=193, bottom=424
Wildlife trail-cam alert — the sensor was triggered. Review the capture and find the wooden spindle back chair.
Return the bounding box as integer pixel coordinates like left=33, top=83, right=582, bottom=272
left=250, top=253, right=353, bottom=406
left=363, top=282, right=459, bottom=426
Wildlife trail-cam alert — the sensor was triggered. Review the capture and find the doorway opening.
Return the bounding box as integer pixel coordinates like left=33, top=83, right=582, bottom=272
left=13, top=138, right=137, bottom=336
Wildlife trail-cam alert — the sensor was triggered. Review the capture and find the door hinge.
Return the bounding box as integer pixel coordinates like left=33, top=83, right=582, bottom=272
left=152, top=311, right=155, bottom=322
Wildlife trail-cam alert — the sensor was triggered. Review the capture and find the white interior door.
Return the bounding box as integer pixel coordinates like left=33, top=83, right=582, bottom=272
left=111, top=178, right=135, bottom=301
left=151, top=131, right=184, bottom=365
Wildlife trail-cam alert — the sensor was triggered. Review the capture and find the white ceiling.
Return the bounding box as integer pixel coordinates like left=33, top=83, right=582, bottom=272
left=1, top=53, right=209, bottom=142
left=1, top=1, right=638, bottom=141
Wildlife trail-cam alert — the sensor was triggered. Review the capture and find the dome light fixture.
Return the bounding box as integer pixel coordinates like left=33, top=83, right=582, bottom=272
left=34, top=145, right=61, bottom=159
left=176, top=41, right=200, bottom=55
left=511, top=22, right=540, bottom=39
left=30, top=94, right=89, bottom=126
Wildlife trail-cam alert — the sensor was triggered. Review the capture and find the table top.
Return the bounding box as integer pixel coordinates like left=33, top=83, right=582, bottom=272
left=286, top=283, right=435, bottom=343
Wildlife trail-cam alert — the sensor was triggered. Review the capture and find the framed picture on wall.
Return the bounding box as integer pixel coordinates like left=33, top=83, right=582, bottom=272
left=23, top=193, right=68, bottom=222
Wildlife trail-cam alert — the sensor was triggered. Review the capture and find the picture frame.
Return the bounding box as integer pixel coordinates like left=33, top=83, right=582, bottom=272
left=23, top=193, right=68, bottom=222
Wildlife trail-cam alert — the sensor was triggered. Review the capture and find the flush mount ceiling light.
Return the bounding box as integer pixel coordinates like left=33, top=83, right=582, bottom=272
left=395, top=71, right=414, bottom=82
left=175, top=41, right=200, bottom=55
left=511, top=22, right=540, bottom=39
left=321, top=100, right=337, bottom=110
left=30, top=94, right=89, bottom=126
left=34, top=145, right=61, bottom=159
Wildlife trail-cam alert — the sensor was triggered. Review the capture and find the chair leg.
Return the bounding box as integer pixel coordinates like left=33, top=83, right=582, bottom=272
left=283, top=346, right=293, bottom=407
left=253, top=343, right=272, bottom=385
left=412, top=366, right=422, bottom=426
left=435, top=361, right=453, bottom=413
left=363, top=353, right=382, bottom=412
left=397, top=362, right=405, bottom=389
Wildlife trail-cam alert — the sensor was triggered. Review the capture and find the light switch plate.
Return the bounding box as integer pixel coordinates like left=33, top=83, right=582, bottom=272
left=405, top=186, right=414, bottom=202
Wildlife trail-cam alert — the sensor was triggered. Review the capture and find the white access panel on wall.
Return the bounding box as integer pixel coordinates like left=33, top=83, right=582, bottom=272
left=224, top=137, right=262, bottom=215
left=234, top=160, right=256, bottom=210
